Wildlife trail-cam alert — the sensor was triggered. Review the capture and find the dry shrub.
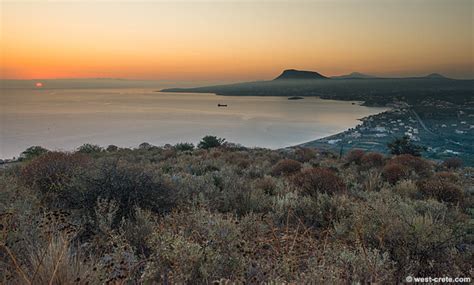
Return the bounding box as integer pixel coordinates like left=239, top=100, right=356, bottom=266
left=21, top=152, right=90, bottom=194
left=382, top=164, right=410, bottom=184
left=393, top=179, right=419, bottom=199
left=210, top=149, right=223, bottom=158
left=361, top=152, right=384, bottom=168
left=26, top=237, right=100, bottom=285
left=434, top=171, right=459, bottom=184
left=162, top=148, right=177, bottom=160
left=271, top=159, right=302, bottom=176
left=254, top=176, right=277, bottom=195
left=291, top=167, right=346, bottom=196
left=362, top=170, right=383, bottom=192
left=417, top=172, right=464, bottom=204
left=301, top=243, right=395, bottom=284
left=442, top=157, right=463, bottom=170
left=294, top=147, right=317, bottom=163
left=346, top=149, right=365, bottom=165
left=387, top=154, right=432, bottom=177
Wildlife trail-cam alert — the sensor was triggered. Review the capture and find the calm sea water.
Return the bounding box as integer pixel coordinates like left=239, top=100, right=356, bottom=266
left=0, top=88, right=387, bottom=158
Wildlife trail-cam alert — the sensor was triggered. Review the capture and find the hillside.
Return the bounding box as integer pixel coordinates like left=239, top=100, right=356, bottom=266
left=1, top=139, right=472, bottom=283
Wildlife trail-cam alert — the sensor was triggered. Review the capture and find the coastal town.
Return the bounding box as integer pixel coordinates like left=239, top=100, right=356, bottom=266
left=303, top=99, right=474, bottom=165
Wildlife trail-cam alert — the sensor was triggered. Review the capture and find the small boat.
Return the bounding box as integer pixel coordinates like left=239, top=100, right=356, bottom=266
left=217, top=104, right=228, bottom=107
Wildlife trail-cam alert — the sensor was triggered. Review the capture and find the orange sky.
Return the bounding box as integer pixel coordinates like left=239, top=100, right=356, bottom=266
left=1, top=0, right=473, bottom=80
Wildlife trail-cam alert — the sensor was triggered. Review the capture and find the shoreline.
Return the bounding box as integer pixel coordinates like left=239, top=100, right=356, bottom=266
left=0, top=92, right=385, bottom=161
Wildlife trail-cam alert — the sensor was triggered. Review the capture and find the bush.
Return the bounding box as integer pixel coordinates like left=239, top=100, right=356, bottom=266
left=334, top=190, right=469, bottom=281
left=301, top=243, right=395, bottom=284
left=20, top=146, right=49, bottom=160
left=387, top=136, right=426, bottom=156
left=417, top=172, right=464, bottom=204
left=361, top=152, right=384, bottom=168
left=21, top=151, right=90, bottom=196
left=294, top=147, right=317, bottom=162
left=138, top=142, right=154, bottom=150
left=382, top=164, right=409, bottom=184
left=442, top=157, right=463, bottom=170
left=206, top=168, right=272, bottom=215
left=254, top=176, right=277, bottom=195
left=291, top=167, right=346, bottom=196
left=197, top=135, right=226, bottom=149
left=346, top=149, right=365, bottom=165
left=271, top=159, right=302, bottom=176
left=143, top=209, right=246, bottom=283
left=3, top=142, right=471, bottom=283
left=106, top=144, right=119, bottom=152
left=77, top=143, right=103, bottom=154
left=393, top=179, right=420, bottom=199
left=174, top=142, right=195, bottom=151
left=387, top=154, right=432, bottom=177
left=70, top=158, right=176, bottom=224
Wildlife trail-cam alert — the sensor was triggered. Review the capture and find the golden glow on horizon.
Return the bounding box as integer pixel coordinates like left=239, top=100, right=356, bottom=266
left=1, top=0, right=473, bottom=80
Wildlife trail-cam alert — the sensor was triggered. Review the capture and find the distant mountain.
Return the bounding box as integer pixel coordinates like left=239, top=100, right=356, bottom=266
left=274, top=69, right=328, bottom=80
left=160, top=69, right=469, bottom=107
left=331, top=72, right=378, bottom=79
left=424, top=73, right=448, bottom=79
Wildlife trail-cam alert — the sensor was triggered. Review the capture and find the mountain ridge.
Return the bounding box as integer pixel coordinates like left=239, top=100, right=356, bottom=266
left=274, top=69, right=328, bottom=80
left=331, top=72, right=378, bottom=79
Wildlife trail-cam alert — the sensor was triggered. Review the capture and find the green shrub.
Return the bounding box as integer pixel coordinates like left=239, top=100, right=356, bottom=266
left=174, top=142, right=195, bottom=151
left=198, top=135, right=225, bottom=149
left=387, top=135, right=426, bottom=156
left=106, top=144, right=119, bottom=152
left=20, top=146, right=49, bottom=160
left=138, top=142, right=154, bottom=150
left=77, top=143, right=103, bottom=154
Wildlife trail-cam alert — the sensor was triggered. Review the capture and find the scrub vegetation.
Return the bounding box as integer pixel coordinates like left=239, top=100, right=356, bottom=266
left=1, top=137, right=472, bottom=284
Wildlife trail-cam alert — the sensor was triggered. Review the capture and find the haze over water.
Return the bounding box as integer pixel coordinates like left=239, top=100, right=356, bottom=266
left=0, top=88, right=387, bottom=158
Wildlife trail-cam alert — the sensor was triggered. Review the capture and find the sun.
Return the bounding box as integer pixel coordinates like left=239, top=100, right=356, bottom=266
left=35, top=82, right=43, bottom=87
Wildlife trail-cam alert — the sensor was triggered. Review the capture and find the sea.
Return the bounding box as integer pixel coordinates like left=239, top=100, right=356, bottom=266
left=0, top=87, right=387, bottom=159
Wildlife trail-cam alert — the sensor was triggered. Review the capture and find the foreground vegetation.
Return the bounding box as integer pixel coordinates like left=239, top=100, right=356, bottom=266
left=1, top=137, right=473, bottom=284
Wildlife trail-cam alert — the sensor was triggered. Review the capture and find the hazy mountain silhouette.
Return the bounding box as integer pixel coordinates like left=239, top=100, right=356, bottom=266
left=331, top=72, right=378, bottom=79
left=274, top=69, right=328, bottom=80
left=424, top=73, right=448, bottom=79
left=160, top=69, right=468, bottom=107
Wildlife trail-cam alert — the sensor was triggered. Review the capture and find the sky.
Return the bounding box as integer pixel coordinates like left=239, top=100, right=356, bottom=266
left=1, top=0, right=473, bottom=80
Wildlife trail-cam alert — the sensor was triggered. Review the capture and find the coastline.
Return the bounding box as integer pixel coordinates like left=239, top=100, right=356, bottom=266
left=0, top=91, right=383, bottom=161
